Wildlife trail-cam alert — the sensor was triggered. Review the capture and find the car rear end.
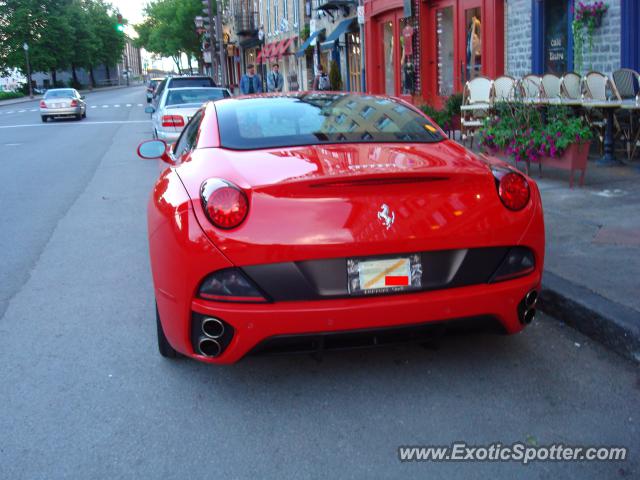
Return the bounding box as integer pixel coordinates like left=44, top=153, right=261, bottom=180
left=149, top=95, right=544, bottom=364
left=154, top=106, right=198, bottom=142
left=40, top=95, right=82, bottom=118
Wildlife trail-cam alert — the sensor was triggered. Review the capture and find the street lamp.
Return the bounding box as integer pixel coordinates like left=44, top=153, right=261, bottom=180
left=23, top=43, right=33, bottom=99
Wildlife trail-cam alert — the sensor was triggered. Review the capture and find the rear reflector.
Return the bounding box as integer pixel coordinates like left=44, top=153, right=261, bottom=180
left=39, top=100, right=46, bottom=108
left=198, top=268, right=267, bottom=303
left=490, top=247, right=535, bottom=282
left=161, top=115, right=185, bottom=127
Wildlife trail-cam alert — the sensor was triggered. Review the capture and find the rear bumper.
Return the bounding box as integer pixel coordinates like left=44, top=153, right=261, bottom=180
left=156, top=128, right=180, bottom=142
left=40, top=107, right=82, bottom=116
left=185, top=275, right=540, bottom=363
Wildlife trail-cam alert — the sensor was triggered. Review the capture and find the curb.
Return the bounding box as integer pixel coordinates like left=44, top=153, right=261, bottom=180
left=539, top=271, right=640, bottom=363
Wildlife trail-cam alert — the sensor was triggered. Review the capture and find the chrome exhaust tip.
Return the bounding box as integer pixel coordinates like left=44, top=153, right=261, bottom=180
left=198, top=337, right=222, bottom=358
left=523, top=308, right=536, bottom=325
left=202, top=317, right=225, bottom=339
left=525, top=290, right=538, bottom=308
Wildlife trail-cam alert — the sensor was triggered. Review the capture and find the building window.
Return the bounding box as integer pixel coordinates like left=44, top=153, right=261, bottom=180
left=293, top=0, right=299, bottom=27
left=266, top=0, right=271, bottom=34
left=274, top=0, right=279, bottom=34
left=436, top=6, right=454, bottom=96
left=532, top=0, right=573, bottom=74
left=347, top=32, right=362, bottom=92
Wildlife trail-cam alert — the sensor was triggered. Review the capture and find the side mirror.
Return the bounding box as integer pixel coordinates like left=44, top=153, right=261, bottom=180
left=137, top=139, right=174, bottom=165
left=81, top=95, right=86, bottom=99
left=146, top=96, right=152, bottom=103
left=145, top=105, right=155, bottom=114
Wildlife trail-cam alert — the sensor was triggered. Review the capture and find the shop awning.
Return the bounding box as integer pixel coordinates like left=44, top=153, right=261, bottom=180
left=257, top=37, right=297, bottom=62
left=324, top=17, right=357, bottom=44
left=295, top=29, right=325, bottom=57
left=316, top=0, right=356, bottom=13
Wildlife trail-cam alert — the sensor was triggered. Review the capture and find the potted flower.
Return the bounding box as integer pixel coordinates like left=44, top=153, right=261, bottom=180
left=573, top=2, right=609, bottom=72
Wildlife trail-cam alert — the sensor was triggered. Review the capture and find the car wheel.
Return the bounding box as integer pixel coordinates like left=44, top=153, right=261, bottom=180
left=82, top=110, right=86, bottom=119
left=76, top=113, right=82, bottom=120
left=156, top=303, right=178, bottom=359
left=41, top=116, right=47, bottom=123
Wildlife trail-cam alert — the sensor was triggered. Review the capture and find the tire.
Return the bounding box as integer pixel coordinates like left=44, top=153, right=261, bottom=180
left=41, top=116, right=47, bottom=123
left=156, top=303, right=178, bottom=358
left=82, top=110, right=86, bottom=119
left=76, top=113, right=82, bottom=120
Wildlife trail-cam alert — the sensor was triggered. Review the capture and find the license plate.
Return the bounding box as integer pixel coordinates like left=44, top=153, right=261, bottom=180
left=347, top=254, right=422, bottom=295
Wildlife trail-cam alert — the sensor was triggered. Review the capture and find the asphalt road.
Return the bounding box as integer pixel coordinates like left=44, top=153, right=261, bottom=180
left=0, top=86, right=638, bottom=479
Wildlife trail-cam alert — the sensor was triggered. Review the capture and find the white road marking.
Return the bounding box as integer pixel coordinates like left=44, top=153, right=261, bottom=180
left=126, top=104, right=132, bottom=107
left=114, top=104, right=120, bottom=107
left=7, top=111, right=14, bottom=114
left=90, top=105, right=97, bottom=108
left=30, top=109, right=37, bottom=112
left=102, top=105, right=109, bottom=108
left=18, top=110, right=26, bottom=112
left=0, top=120, right=151, bottom=129
left=137, top=104, right=143, bottom=107
left=4, top=143, right=22, bottom=146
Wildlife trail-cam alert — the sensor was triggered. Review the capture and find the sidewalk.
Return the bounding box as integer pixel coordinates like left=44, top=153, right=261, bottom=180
left=492, top=150, right=640, bottom=362
left=0, top=83, right=142, bottom=107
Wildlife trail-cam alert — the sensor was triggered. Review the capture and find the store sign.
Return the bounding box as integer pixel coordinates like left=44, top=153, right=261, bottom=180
left=403, top=0, right=412, bottom=18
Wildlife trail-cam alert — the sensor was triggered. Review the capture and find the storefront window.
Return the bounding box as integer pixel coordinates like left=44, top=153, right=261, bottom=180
left=544, top=1, right=569, bottom=74
left=383, top=21, right=395, bottom=95
left=465, top=7, right=481, bottom=81
left=436, top=6, right=454, bottom=96
left=347, top=32, right=362, bottom=92
left=400, top=18, right=415, bottom=94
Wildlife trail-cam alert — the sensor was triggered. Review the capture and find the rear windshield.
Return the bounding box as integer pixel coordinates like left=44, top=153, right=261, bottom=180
left=45, top=89, right=75, bottom=99
left=166, top=88, right=229, bottom=106
left=169, top=77, right=215, bottom=88
left=216, top=94, right=445, bottom=150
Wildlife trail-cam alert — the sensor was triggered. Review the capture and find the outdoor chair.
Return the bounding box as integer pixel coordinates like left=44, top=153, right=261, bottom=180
left=541, top=74, right=561, bottom=100
left=560, top=72, right=582, bottom=100
left=520, top=75, right=543, bottom=100
left=583, top=71, right=619, bottom=154
left=493, top=75, right=517, bottom=102
left=611, top=68, right=640, bottom=161
left=460, top=76, right=493, bottom=148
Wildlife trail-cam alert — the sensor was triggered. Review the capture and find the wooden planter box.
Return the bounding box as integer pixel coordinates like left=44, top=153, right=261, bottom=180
left=539, top=142, right=591, bottom=188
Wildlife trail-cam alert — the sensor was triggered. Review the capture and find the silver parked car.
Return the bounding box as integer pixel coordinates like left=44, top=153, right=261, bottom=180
left=147, top=87, right=231, bottom=142
left=40, top=88, right=87, bottom=122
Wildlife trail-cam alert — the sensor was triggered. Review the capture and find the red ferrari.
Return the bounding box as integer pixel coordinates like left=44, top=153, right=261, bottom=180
left=137, top=93, right=544, bottom=364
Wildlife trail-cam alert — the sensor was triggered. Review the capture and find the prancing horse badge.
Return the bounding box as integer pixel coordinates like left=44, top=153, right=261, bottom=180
left=377, top=204, right=395, bottom=230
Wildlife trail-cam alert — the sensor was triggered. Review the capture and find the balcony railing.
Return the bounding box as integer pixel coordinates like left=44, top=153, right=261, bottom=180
left=235, top=12, right=259, bottom=36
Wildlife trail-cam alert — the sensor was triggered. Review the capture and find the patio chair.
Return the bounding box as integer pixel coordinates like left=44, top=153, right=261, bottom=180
left=493, top=75, right=517, bottom=102
left=583, top=71, right=620, bottom=155
left=611, top=68, right=640, bottom=161
left=460, top=76, right=493, bottom=148
left=560, top=72, right=582, bottom=100
left=541, top=73, right=561, bottom=100
left=520, top=75, right=543, bottom=100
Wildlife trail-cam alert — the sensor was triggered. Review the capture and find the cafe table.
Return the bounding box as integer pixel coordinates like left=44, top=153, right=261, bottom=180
left=582, top=100, right=623, bottom=166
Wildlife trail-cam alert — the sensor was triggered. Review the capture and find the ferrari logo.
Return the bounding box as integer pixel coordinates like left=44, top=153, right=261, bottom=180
left=377, top=204, right=395, bottom=230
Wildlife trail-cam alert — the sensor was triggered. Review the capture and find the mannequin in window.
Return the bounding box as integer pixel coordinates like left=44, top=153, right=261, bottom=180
left=466, top=16, right=481, bottom=80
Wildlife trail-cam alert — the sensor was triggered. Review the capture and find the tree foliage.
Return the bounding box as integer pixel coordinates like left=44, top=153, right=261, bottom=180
left=0, top=0, right=125, bottom=83
left=134, top=0, right=205, bottom=73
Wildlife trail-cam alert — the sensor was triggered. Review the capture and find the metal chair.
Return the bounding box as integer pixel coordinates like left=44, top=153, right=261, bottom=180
left=493, top=75, right=517, bottom=102
left=541, top=73, right=561, bottom=100
left=560, top=72, right=582, bottom=100
left=460, top=76, right=493, bottom=148
left=611, top=68, right=640, bottom=162
left=520, top=75, right=543, bottom=100
left=583, top=71, right=620, bottom=155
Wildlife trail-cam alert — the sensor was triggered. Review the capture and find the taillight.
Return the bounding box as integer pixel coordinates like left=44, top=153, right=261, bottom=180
left=70, top=99, right=78, bottom=107
left=161, top=115, right=185, bottom=127
left=198, top=268, right=267, bottom=303
left=39, top=100, right=46, bottom=108
left=200, top=179, right=249, bottom=229
left=492, top=168, right=530, bottom=211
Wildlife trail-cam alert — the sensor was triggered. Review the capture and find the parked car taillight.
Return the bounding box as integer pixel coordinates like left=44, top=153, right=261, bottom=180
left=70, top=99, right=78, bottom=107
left=161, top=115, right=184, bottom=127
left=492, top=168, right=530, bottom=211
left=200, top=179, right=249, bottom=229
left=39, top=100, right=46, bottom=108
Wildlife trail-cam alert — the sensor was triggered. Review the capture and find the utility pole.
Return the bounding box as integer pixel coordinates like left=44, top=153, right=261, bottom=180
left=23, top=43, right=33, bottom=99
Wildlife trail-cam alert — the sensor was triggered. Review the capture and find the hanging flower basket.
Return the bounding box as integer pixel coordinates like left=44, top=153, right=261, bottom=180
left=572, top=2, right=608, bottom=73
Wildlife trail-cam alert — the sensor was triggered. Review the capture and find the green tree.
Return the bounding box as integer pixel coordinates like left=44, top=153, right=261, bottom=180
left=135, top=0, right=205, bottom=73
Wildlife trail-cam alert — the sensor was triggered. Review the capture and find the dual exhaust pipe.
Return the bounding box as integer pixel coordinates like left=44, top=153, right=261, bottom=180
left=197, top=317, right=225, bottom=358
left=521, top=290, right=538, bottom=324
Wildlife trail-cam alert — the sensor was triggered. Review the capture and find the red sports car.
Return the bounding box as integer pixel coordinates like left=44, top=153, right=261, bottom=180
left=137, top=93, right=544, bottom=364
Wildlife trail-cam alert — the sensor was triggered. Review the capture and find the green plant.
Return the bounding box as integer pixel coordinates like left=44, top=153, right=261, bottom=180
left=329, top=59, right=342, bottom=91
left=444, top=93, right=463, bottom=123
left=0, top=90, right=25, bottom=101
left=419, top=104, right=449, bottom=129
left=572, top=2, right=608, bottom=73
left=479, top=103, right=592, bottom=165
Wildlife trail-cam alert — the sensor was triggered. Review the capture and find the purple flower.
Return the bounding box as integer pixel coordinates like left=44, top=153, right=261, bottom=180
left=556, top=131, right=562, bottom=137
